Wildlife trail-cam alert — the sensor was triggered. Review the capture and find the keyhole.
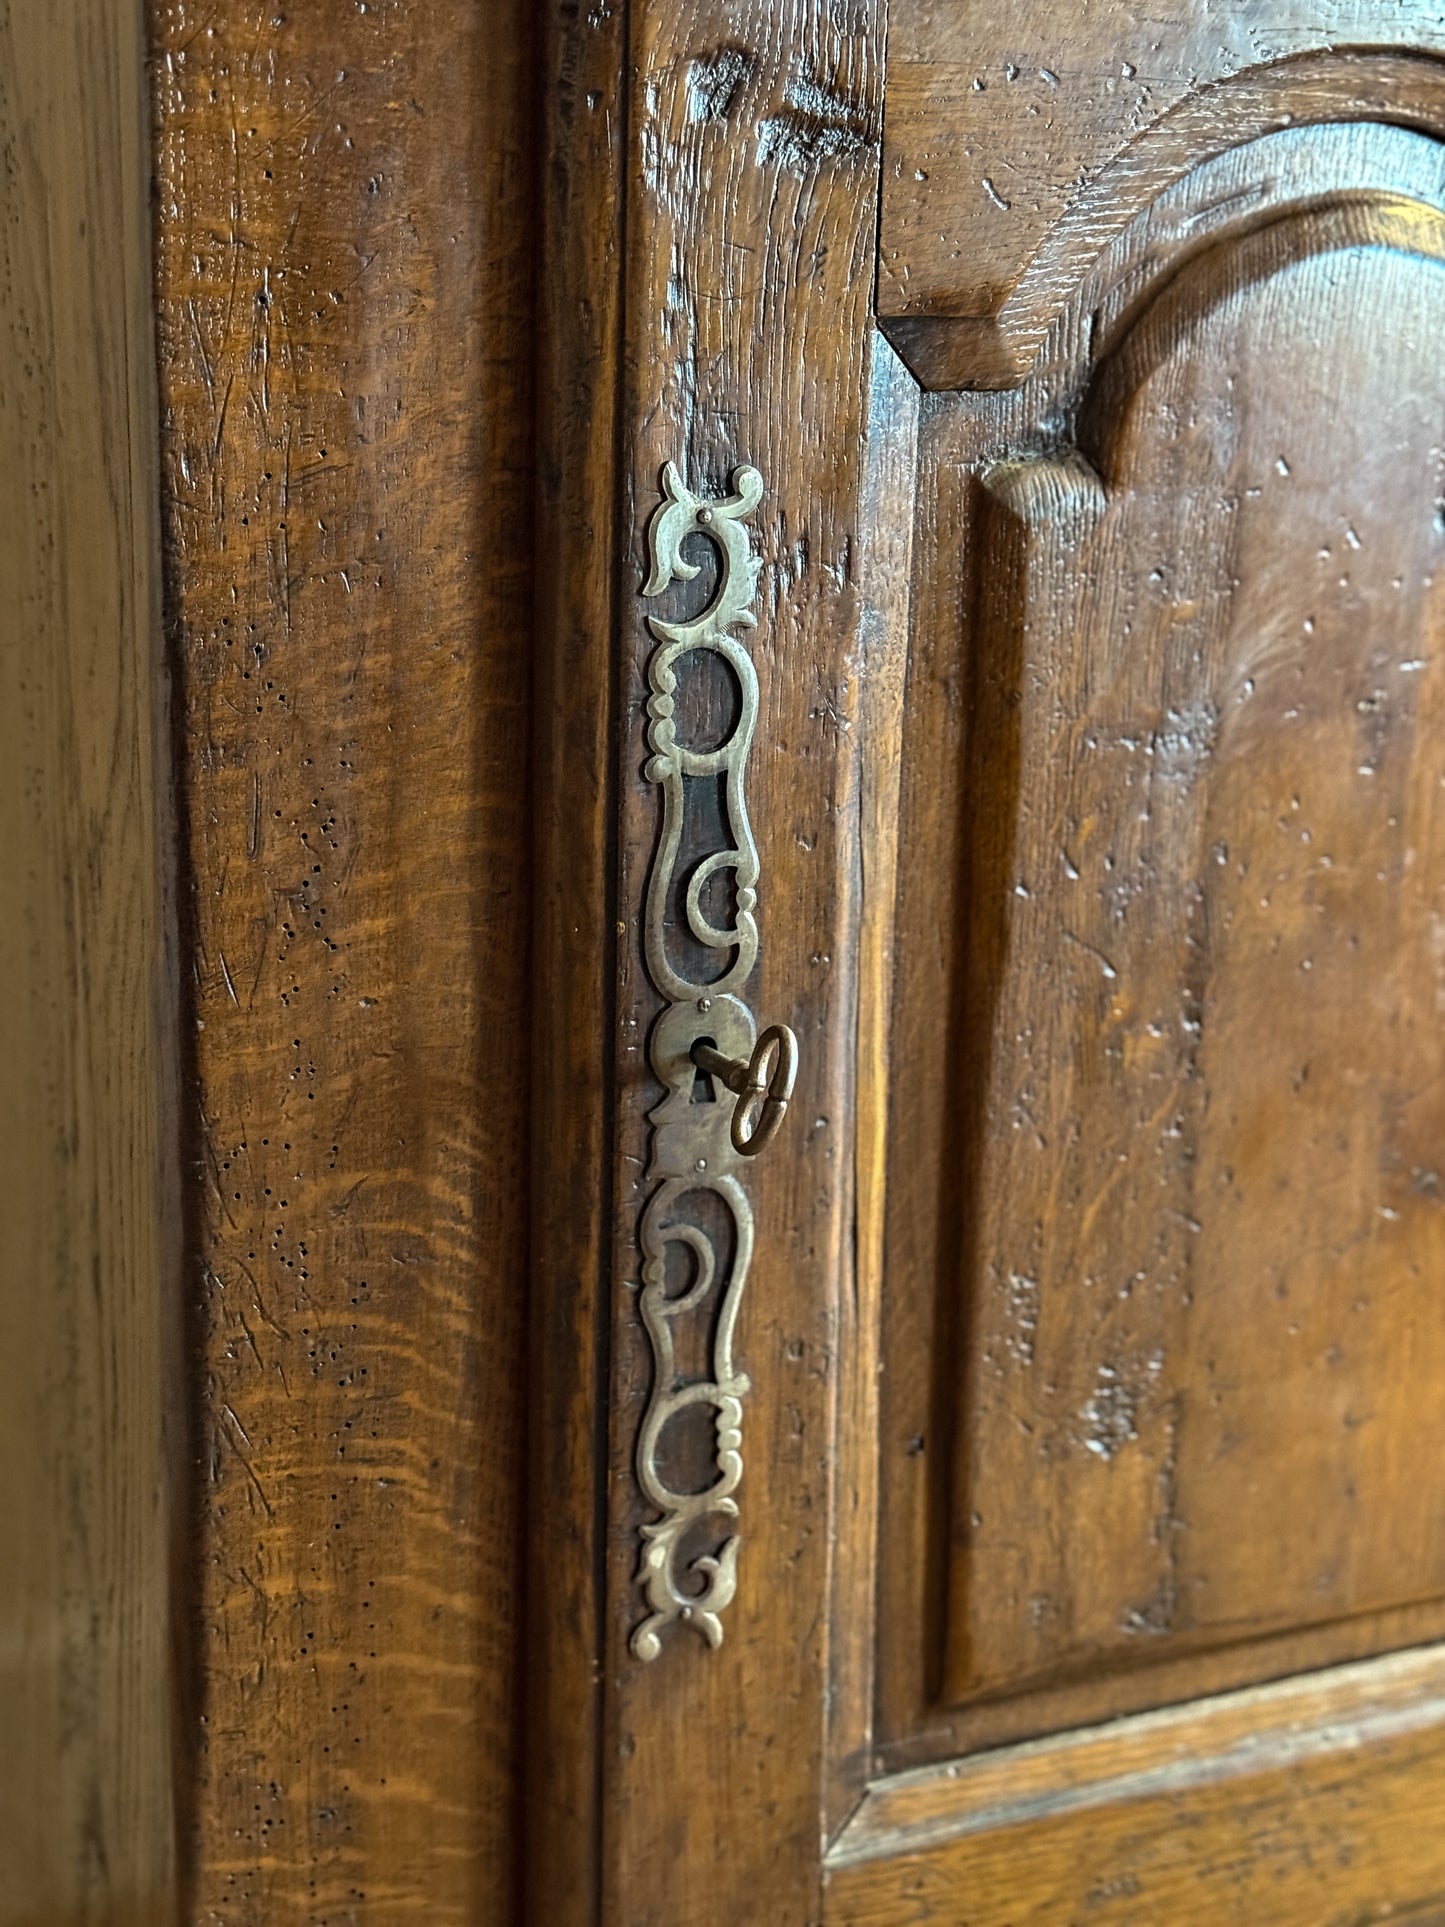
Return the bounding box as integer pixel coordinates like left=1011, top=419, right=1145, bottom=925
left=690, top=1036, right=718, bottom=1103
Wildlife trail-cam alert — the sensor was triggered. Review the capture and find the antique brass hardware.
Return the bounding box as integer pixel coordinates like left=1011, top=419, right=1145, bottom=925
left=691, top=1025, right=798, bottom=1158
left=631, top=458, right=783, bottom=1663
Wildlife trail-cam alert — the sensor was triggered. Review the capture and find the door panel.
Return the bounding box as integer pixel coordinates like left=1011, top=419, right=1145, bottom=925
left=537, top=5, right=1445, bottom=1924
left=948, top=192, right=1445, bottom=1714
left=877, top=117, right=1445, bottom=1779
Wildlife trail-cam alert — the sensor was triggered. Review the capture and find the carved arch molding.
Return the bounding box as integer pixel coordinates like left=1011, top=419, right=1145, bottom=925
left=877, top=31, right=1445, bottom=391
left=871, top=107, right=1445, bottom=1757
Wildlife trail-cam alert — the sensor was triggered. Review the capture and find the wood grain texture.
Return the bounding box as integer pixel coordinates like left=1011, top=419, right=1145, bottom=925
left=593, top=3, right=891, bottom=1922
left=526, top=0, right=627, bottom=1920
left=875, top=121, right=1445, bottom=1788
left=825, top=1644, right=1445, bottom=1925
left=950, top=211, right=1445, bottom=1703
left=826, top=342, right=921, bottom=1833
left=0, top=0, right=180, bottom=1919
left=138, top=5, right=1445, bottom=1919
left=151, top=3, right=536, bottom=1918
left=878, top=2, right=1445, bottom=386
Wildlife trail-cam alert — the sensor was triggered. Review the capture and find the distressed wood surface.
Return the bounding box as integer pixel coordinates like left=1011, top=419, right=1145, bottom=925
left=838, top=62, right=1445, bottom=1922
left=876, top=121, right=1445, bottom=1792
left=592, top=4, right=891, bottom=1923
left=825, top=1645, right=1445, bottom=1925
left=0, top=0, right=180, bottom=1920
left=949, top=201, right=1445, bottom=1715
left=878, top=2, right=1445, bottom=386
left=151, top=3, right=536, bottom=1918
left=833, top=1643, right=1445, bottom=1871
left=135, top=3, right=1445, bottom=1920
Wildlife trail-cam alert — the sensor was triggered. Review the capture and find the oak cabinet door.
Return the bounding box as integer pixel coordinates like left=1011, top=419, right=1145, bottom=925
left=538, top=6, right=1445, bottom=1924
left=139, top=3, right=1445, bottom=1917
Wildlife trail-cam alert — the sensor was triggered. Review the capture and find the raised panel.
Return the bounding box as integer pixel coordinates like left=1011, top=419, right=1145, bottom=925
left=954, top=233, right=1445, bottom=1708
left=877, top=123, right=1445, bottom=1767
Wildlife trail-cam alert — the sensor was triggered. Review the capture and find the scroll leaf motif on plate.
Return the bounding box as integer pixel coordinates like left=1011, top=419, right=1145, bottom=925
left=633, top=460, right=766, bottom=1661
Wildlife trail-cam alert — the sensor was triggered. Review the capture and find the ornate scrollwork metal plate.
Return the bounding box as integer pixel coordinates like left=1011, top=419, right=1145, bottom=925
left=632, top=460, right=766, bottom=1662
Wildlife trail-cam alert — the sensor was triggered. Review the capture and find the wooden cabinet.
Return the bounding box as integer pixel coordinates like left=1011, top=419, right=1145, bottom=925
left=11, top=3, right=1445, bottom=1922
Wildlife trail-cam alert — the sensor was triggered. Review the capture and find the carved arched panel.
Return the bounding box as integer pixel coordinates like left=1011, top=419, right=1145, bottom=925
left=878, top=123, right=1445, bottom=1767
